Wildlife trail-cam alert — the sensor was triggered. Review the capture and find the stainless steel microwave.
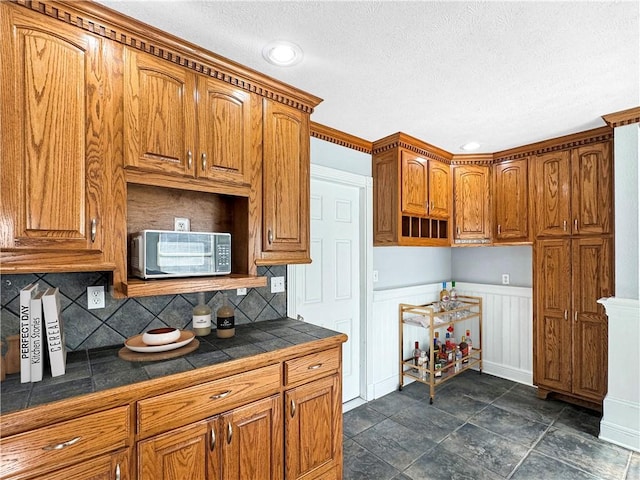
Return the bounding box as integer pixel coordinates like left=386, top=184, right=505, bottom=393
left=130, top=230, right=231, bottom=279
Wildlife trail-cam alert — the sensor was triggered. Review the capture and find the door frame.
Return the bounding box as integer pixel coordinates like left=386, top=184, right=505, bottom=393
left=287, top=164, right=373, bottom=407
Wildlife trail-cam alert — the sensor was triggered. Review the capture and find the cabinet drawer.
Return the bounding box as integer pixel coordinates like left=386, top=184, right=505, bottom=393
left=0, top=406, right=130, bottom=480
left=284, top=348, right=340, bottom=387
left=137, top=363, right=281, bottom=438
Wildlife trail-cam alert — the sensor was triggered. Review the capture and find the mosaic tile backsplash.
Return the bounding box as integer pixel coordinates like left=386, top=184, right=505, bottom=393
left=0, top=266, right=287, bottom=351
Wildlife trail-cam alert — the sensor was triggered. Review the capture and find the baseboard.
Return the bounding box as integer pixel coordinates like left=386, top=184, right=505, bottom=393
left=599, top=395, right=640, bottom=452
left=482, top=360, right=533, bottom=386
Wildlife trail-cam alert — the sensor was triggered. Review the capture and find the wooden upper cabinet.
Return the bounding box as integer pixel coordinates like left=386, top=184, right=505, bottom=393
left=260, top=99, right=310, bottom=263
left=428, top=161, right=450, bottom=219
left=401, top=151, right=429, bottom=216
left=124, top=47, right=197, bottom=177
left=0, top=4, right=109, bottom=267
left=571, top=142, right=612, bottom=236
left=453, top=165, right=491, bottom=243
left=124, top=48, right=253, bottom=186
left=533, top=141, right=612, bottom=237
left=197, top=78, right=252, bottom=185
left=493, top=158, right=529, bottom=243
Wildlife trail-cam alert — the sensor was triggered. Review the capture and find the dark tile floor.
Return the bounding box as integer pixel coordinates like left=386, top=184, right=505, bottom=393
left=343, top=371, right=639, bottom=479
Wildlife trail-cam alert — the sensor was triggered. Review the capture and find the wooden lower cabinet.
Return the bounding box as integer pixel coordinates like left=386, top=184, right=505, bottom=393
left=534, top=237, right=612, bottom=406
left=138, top=395, right=282, bottom=480
left=285, top=374, right=342, bottom=480
left=43, top=450, right=130, bottom=480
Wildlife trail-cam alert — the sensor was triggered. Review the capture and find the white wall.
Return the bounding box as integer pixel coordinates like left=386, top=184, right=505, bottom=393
left=310, top=137, right=371, bottom=176
left=374, top=246, right=451, bottom=290
left=451, top=245, right=533, bottom=287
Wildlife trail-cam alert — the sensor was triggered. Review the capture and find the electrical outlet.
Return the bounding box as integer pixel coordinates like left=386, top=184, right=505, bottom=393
left=174, top=217, right=190, bottom=232
left=502, top=274, right=510, bottom=285
left=270, top=276, right=285, bottom=293
left=237, top=288, right=247, bottom=296
left=373, top=270, right=379, bottom=282
left=87, top=285, right=105, bottom=309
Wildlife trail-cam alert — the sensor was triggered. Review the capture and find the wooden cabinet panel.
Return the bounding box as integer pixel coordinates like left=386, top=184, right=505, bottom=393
left=220, top=395, right=283, bottom=480
left=428, top=161, right=450, bottom=219
left=493, top=159, right=529, bottom=242
left=571, top=143, right=612, bottom=235
left=261, top=99, right=310, bottom=260
left=124, top=48, right=197, bottom=177
left=137, top=363, right=280, bottom=438
left=533, top=150, right=571, bottom=237
left=534, top=239, right=572, bottom=393
left=571, top=237, right=611, bottom=400
left=43, top=449, right=130, bottom=480
left=0, top=4, right=106, bottom=260
left=283, top=348, right=340, bottom=387
left=0, top=406, right=129, bottom=480
left=138, top=420, right=210, bottom=480
left=285, top=374, right=342, bottom=480
left=372, top=150, right=399, bottom=244
left=401, top=151, right=428, bottom=216
left=453, top=165, right=490, bottom=242
left=196, top=77, right=252, bottom=185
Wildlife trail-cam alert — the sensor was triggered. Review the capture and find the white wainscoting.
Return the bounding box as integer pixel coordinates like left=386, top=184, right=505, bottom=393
left=368, top=282, right=533, bottom=400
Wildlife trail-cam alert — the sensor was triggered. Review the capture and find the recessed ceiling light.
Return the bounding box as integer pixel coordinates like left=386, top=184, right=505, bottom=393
left=262, top=40, right=303, bottom=67
left=460, top=142, right=481, bottom=152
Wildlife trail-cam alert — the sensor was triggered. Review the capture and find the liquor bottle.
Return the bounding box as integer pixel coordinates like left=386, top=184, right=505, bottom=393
left=413, top=341, right=421, bottom=372
left=418, top=351, right=428, bottom=380
left=460, top=336, right=469, bottom=364
left=439, top=282, right=450, bottom=303
left=216, top=293, right=235, bottom=338
left=450, top=281, right=458, bottom=302
left=455, top=347, right=462, bottom=372
left=193, top=292, right=212, bottom=336
left=466, top=329, right=473, bottom=353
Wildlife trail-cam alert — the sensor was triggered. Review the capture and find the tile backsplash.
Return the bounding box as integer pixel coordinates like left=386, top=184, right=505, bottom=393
left=0, top=266, right=287, bottom=351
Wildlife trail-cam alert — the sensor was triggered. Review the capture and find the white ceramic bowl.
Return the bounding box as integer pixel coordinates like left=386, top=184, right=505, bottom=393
left=142, top=327, right=181, bottom=346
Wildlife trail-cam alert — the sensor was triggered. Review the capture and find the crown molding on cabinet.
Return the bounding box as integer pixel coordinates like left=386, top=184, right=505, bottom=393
left=14, top=0, right=322, bottom=114
left=372, top=132, right=453, bottom=164
left=602, top=106, right=640, bottom=128
left=310, top=122, right=372, bottom=154
left=492, top=126, right=613, bottom=162
left=451, top=154, right=494, bottom=165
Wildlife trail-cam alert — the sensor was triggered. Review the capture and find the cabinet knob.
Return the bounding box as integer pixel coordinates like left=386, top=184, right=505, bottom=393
left=574, top=219, right=578, bottom=232
left=290, top=399, right=296, bottom=418
left=115, top=463, right=121, bottom=480
left=497, top=224, right=501, bottom=235
left=210, top=429, right=216, bottom=451
left=564, top=310, right=568, bottom=320
left=201, top=152, right=207, bottom=170
left=563, top=220, right=567, bottom=231
left=187, top=150, right=193, bottom=169
left=268, top=229, right=273, bottom=245
left=209, top=390, right=231, bottom=400
left=456, top=226, right=460, bottom=236
left=90, top=219, right=97, bottom=243
left=227, top=422, right=233, bottom=444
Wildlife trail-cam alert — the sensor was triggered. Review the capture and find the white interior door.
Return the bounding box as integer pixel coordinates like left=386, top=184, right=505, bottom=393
left=291, top=172, right=362, bottom=402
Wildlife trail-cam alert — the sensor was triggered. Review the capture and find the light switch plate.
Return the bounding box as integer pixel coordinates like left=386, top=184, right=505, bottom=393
left=87, top=285, right=105, bottom=309
left=270, top=276, right=285, bottom=293
left=237, top=288, right=247, bottom=296
left=174, top=217, right=190, bottom=232
left=502, top=274, right=510, bottom=285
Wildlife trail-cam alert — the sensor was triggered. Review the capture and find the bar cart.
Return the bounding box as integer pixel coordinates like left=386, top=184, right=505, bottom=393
left=399, top=296, right=482, bottom=404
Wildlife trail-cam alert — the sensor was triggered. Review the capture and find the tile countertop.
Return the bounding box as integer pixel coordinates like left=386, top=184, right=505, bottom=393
left=0, top=317, right=342, bottom=415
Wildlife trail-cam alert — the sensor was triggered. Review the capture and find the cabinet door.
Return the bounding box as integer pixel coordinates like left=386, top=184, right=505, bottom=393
left=285, top=375, right=342, bottom=480
left=493, top=159, right=529, bottom=242
left=533, top=150, right=571, bottom=237
left=262, top=100, right=310, bottom=259
left=571, top=142, right=612, bottom=235
left=453, top=165, right=490, bottom=241
left=400, top=151, right=428, bottom=216
left=428, top=160, right=450, bottom=219
left=124, top=48, right=197, bottom=176
left=0, top=5, right=105, bottom=255
left=534, top=239, right=572, bottom=393
left=138, top=420, right=212, bottom=480
left=571, top=237, right=611, bottom=401
left=220, top=395, right=282, bottom=480
left=197, top=77, right=252, bottom=185
left=43, top=449, right=130, bottom=480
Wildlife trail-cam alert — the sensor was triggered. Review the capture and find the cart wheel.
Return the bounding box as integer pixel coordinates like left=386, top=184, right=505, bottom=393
left=399, top=385, right=403, bottom=391
left=429, top=397, right=433, bottom=405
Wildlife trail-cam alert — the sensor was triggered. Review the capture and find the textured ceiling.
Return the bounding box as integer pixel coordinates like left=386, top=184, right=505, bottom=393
left=98, top=1, right=639, bottom=153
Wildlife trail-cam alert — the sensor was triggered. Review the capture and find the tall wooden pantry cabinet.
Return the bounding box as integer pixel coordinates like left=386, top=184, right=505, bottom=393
left=532, top=134, right=613, bottom=409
